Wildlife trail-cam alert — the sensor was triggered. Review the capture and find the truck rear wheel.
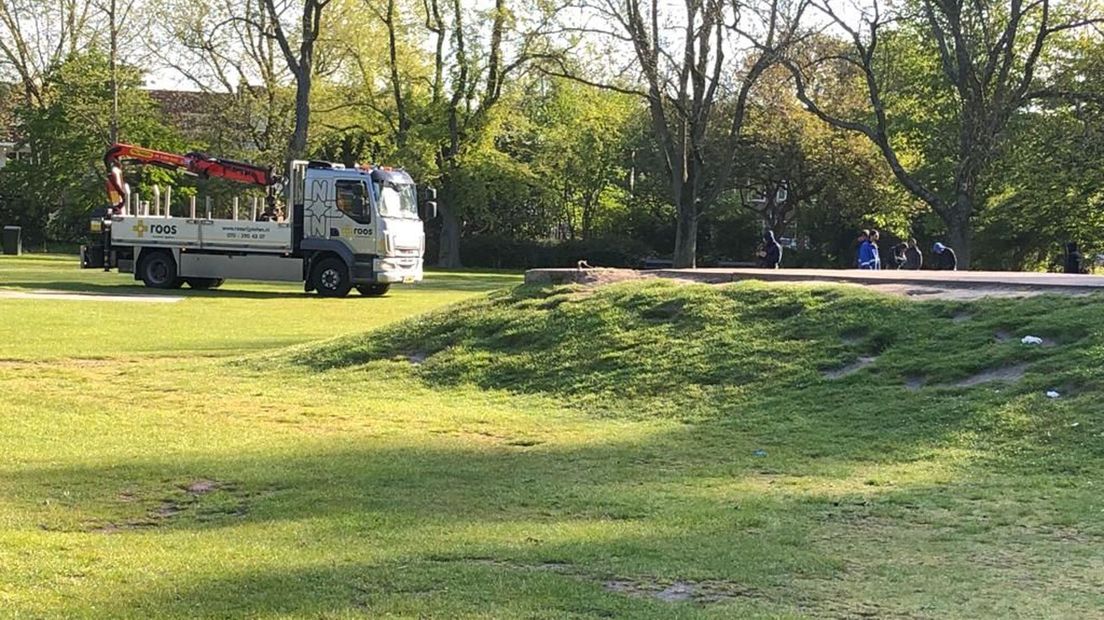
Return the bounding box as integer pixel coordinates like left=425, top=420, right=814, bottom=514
left=311, top=257, right=352, bottom=298
left=185, top=278, right=224, bottom=290
left=357, top=283, right=391, bottom=297
left=138, top=251, right=182, bottom=289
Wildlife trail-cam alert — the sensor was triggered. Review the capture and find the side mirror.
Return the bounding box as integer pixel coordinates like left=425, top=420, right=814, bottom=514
left=422, top=201, right=438, bottom=220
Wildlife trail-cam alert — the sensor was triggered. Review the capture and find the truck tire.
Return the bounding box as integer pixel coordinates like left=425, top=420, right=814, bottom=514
left=356, top=283, right=391, bottom=297
left=138, top=251, right=182, bottom=289
left=311, top=257, right=352, bottom=298
left=185, top=278, right=224, bottom=290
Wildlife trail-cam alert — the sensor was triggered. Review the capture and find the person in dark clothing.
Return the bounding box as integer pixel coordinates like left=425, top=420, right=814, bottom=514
left=903, top=239, right=923, bottom=270
left=1064, top=242, right=1085, bottom=274
left=855, top=229, right=870, bottom=268
left=892, top=243, right=908, bottom=269
left=759, top=230, right=782, bottom=269
left=932, top=242, right=957, bottom=270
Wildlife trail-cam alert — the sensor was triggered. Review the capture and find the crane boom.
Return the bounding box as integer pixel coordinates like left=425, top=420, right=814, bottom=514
left=104, top=143, right=280, bottom=213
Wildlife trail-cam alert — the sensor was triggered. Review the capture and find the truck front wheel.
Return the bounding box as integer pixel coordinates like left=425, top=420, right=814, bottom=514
left=357, top=283, right=391, bottom=297
left=311, top=257, right=352, bottom=298
left=138, top=251, right=182, bottom=289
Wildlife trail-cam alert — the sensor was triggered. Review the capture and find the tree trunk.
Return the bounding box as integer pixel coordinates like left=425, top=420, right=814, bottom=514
left=672, top=205, right=698, bottom=268
left=581, top=191, right=595, bottom=239
left=289, top=72, right=311, bottom=160
left=946, top=195, right=973, bottom=269
left=436, top=173, right=462, bottom=267
left=437, top=202, right=462, bottom=268
left=108, top=0, right=118, bottom=144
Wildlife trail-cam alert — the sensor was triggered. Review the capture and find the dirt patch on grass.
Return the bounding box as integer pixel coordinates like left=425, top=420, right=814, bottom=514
left=905, top=376, right=927, bottom=391
left=90, top=479, right=245, bottom=533
left=954, top=363, right=1029, bottom=387
left=185, top=479, right=220, bottom=494
left=603, top=577, right=761, bottom=604
left=824, top=356, right=878, bottom=380
left=436, top=557, right=759, bottom=605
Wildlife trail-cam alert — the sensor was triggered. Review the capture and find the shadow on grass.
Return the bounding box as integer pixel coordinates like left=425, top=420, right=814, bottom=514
left=0, top=272, right=517, bottom=299
left=8, top=426, right=967, bottom=618
left=16, top=420, right=1097, bottom=618
left=8, top=366, right=1103, bottom=617
left=0, top=279, right=310, bottom=299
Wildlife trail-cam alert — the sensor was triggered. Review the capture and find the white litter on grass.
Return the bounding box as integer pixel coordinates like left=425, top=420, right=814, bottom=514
left=1046, top=390, right=1061, bottom=399
left=0, top=289, right=184, bottom=303
left=1021, top=335, right=1044, bottom=345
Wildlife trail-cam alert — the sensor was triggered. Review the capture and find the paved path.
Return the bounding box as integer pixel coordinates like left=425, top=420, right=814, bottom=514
left=525, top=267, right=1104, bottom=291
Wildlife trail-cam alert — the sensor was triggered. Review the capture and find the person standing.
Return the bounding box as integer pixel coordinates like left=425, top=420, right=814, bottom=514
left=860, top=230, right=882, bottom=270
left=892, top=243, right=908, bottom=269
left=855, top=229, right=870, bottom=268
left=904, top=239, right=923, bottom=270
left=759, top=230, right=783, bottom=269
left=1064, top=242, right=1085, bottom=274
left=932, top=242, right=958, bottom=270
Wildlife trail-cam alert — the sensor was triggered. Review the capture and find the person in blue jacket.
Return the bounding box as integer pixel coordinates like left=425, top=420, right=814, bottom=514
left=859, top=230, right=881, bottom=269
left=855, top=229, right=870, bottom=268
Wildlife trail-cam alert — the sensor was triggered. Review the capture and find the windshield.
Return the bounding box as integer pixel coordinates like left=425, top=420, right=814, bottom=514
left=376, top=182, right=419, bottom=219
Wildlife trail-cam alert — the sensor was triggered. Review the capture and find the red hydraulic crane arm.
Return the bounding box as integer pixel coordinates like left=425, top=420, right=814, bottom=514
left=104, top=143, right=279, bottom=212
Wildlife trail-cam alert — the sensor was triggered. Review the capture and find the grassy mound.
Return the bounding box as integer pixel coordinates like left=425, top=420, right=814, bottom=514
left=291, top=279, right=1103, bottom=467
left=296, top=279, right=1099, bottom=398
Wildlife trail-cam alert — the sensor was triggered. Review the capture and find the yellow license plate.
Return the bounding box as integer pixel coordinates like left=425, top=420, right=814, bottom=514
left=402, top=275, right=415, bottom=284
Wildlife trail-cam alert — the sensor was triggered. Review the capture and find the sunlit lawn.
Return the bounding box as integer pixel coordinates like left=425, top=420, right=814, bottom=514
left=1, top=254, right=1102, bottom=618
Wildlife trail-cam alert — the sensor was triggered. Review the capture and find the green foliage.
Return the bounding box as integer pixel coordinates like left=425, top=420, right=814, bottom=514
left=521, top=78, right=638, bottom=238
left=977, top=35, right=1104, bottom=269
left=459, top=234, right=651, bottom=268
left=721, top=69, right=924, bottom=265
left=0, top=51, right=181, bottom=242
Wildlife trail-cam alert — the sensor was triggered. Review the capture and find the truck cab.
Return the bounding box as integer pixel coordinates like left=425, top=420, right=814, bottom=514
left=294, top=162, right=431, bottom=294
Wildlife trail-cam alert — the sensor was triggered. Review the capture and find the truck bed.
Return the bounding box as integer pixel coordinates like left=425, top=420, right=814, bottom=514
left=110, top=215, right=293, bottom=253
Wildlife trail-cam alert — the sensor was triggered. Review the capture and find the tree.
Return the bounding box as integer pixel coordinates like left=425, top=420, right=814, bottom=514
left=0, top=0, right=97, bottom=106
left=151, top=0, right=295, bottom=164
left=731, top=65, right=920, bottom=242
left=978, top=33, right=1104, bottom=268
left=259, top=0, right=331, bottom=161
left=427, top=0, right=547, bottom=267
left=91, top=0, right=145, bottom=144
left=785, top=0, right=1104, bottom=267
left=0, top=51, right=179, bottom=242
left=523, top=77, right=636, bottom=239
left=544, top=0, right=807, bottom=267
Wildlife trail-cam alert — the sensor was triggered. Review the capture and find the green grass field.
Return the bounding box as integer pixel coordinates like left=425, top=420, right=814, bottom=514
left=1, top=255, right=1102, bottom=618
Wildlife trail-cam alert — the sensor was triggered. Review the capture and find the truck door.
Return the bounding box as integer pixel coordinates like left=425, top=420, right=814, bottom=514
left=332, top=179, right=376, bottom=253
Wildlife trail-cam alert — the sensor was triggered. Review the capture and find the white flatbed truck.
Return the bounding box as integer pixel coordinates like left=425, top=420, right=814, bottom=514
left=81, top=144, right=436, bottom=297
